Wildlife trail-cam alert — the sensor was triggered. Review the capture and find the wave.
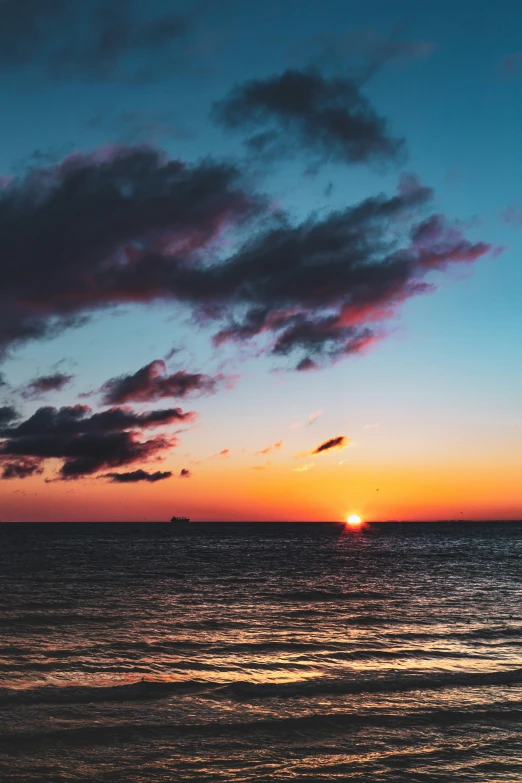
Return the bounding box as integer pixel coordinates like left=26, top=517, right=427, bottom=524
left=0, top=613, right=112, bottom=628
left=268, top=589, right=387, bottom=602
left=219, top=667, right=522, bottom=700
left=0, top=678, right=211, bottom=705
left=388, top=626, right=522, bottom=644
left=2, top=705, right=522, bottom=748
left=4, top=666, right=522, bottom=707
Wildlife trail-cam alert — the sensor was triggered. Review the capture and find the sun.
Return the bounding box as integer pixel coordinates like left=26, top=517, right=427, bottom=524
left=346, top=514, right=362, bottom=527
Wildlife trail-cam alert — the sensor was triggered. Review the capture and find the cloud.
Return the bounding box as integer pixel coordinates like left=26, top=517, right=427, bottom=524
left=20, top=372, right=73, bottom=400
left=0, top=0, right=192, bottom=82
left=257, top=440, right=283, bottom=455
left=212, top=67, right=405, bottom=167
left=500, top=205, right=522, bottom=228
left=0, top=404, right=186, bottom=479
left=290, top=410, right=323, bottom=429
left=100, top=360, right=226, bottom=404
left=2, top=458, right=44, bottom=479
left=179, top=468, right=191, bottom=478
left=502, top=52, right=522, bottom=80
left=87, top=111, right=194, bottom=145
left=212, top=184, right=493, bottom=368
left=0, top=145, right=262, bottom=359
left=363, top=422, right=380, bottom=429
left=252, top=461, right=273, bottom=471
left=101, top=469, right=172, bottom=483
left=293, top=462, right=315, bottom=472
left=0, top=406, right=18, bottom=428
left=211, top=448, right=230, bottom=459
left=1, top=405, right=194, bottom=437
left=312, top=435, right=349, bottom=454
left=294, top=27, right=436, bottom=78
left=0, top=144, right=493, bottom=369
left=294, top=435, right=350, bottom=458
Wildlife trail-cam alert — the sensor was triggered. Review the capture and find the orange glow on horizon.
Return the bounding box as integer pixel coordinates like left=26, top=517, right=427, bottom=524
left=2, top=456, right=522, bottom=522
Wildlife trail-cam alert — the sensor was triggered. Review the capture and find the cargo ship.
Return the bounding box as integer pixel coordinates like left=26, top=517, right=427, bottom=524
left=170, top=516, right=190, bottom=523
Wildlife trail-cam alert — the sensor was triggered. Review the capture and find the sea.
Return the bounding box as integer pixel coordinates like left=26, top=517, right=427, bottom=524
left=1, top=521, right=522, bottom=782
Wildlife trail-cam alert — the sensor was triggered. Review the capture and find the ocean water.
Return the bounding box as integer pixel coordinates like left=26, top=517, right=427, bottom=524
left=1, top=522, right=522, bottom=782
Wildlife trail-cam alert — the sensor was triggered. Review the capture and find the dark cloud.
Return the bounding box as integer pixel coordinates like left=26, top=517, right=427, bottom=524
left=2, top=458, right=43, bottom=479
left=211, top=181, right=492, bottom=368
left=212, top=67, right=405, bottom=166
left=1, top=404, right=194, bottom=438
left=101, top=469, right=172, bottom=483
left=0, top=406, right=18, bottom=428
left=0, top=0, right=191, bottom=82
left=292, top=27, right=436, bottom=77
left=0, top=404, right=186, bottom=479
left=312, top=436, right=348, bottom=454
left=0, top=146, right=492, bottom=369
left=0, top=145, right=262, bottom=358
left=100, top=360, right=225, bottom=405
left=21, top=372, right=73, bottom=400
left=179, top=468, right=191, bottom=478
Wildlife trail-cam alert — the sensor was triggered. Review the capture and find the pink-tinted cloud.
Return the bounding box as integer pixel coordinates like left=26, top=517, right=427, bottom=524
left=308, top=410, right=323, bottom=425
left=100, top=360, right=227, bottom=405
left=257, top=440, right=283, bottom=455
left=252, top=462, right=273, bottom=471
left=0, top=404, right=183, bottom=479
left=0, top=137, right=493, bottom=371
left=211, top=448, right=230, bottom=460
left=20, top=372, right=74, bottom=400
left=2, top=458, right=44, bottom=479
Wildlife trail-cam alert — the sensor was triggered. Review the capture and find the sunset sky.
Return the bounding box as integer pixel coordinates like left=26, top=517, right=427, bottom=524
left=1, top=0, right=521, bottom=522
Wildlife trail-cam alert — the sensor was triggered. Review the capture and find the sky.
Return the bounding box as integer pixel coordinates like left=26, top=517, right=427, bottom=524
left=0, top=0, right=521, bottom=522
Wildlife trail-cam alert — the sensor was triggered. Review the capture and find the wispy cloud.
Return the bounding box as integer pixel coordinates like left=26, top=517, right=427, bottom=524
left=296, top=435, right=351, bottom=458
left=290, top=410, right=323, bottom=429
left=252, top=461, right=273, bottom=471
left=0, top=0, right=193, bottom=83
left=20, top=372, right=74, bottom=400
left=500, top=205, right=522, bottom=227
left=211, top=448, right=230, bottom=460
left=293, top=463, right=315, bottom=472
left=257, top=440, right=283, bottom=455
left=99, top=360, right=227, bottom=405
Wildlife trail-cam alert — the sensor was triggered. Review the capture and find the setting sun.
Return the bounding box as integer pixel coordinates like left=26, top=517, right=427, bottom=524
left=346, top=514, right=362, bottom=526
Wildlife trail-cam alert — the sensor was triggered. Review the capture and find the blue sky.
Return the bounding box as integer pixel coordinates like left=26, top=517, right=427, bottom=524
left=0, top=0, right=520, bottom=520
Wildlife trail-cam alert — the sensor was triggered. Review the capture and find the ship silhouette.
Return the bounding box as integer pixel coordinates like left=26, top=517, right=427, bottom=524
left=170, top=516, right=190, bottom=523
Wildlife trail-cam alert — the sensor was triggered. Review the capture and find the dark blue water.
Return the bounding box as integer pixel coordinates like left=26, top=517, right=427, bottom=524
left=1, top=522, right=522, bottom=782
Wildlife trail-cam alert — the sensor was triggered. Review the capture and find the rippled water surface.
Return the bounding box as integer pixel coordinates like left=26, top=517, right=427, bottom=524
left=2, top=521, right=522, bottom=782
